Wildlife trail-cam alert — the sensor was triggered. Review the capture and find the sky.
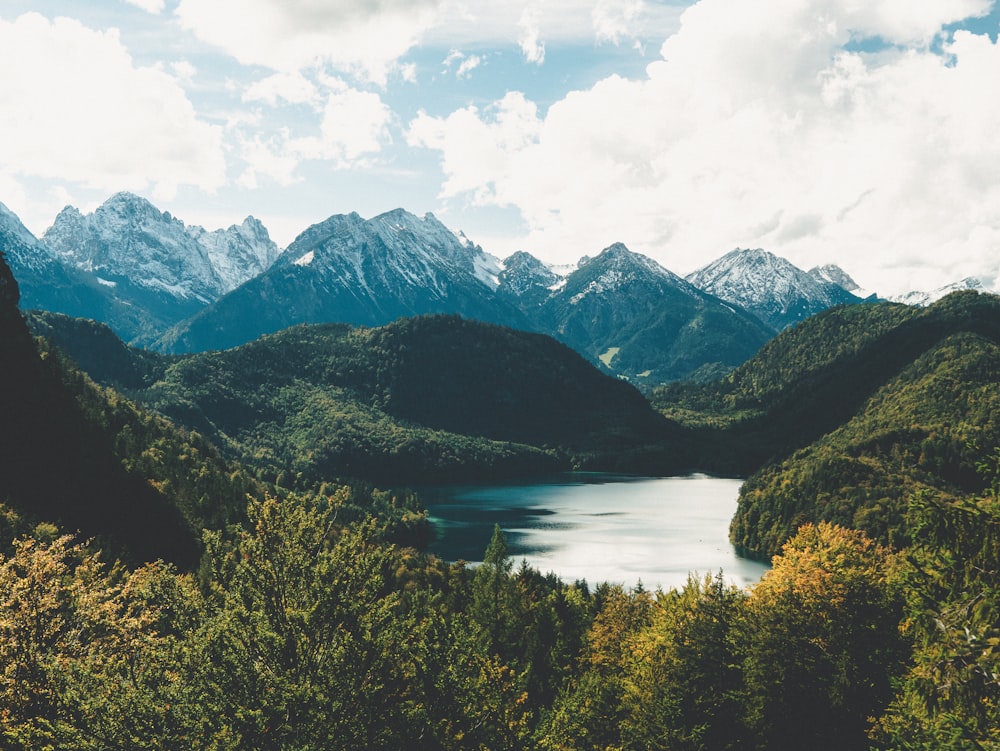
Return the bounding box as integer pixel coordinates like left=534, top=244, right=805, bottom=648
left=2, top=0, right=1000, bottom=296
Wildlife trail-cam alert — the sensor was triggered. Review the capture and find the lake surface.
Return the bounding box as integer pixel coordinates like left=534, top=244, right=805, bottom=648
left=424, top=473, right=770, bottom=591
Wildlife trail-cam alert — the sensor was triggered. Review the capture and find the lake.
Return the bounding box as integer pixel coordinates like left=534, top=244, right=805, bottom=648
left=423, top=473, right=771, bottom=591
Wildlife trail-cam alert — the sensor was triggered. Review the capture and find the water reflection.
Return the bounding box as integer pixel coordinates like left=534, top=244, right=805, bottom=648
left=423, top=473, right=770, bottom=591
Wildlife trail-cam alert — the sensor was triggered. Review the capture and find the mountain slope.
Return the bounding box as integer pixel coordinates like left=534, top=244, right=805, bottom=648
left=156, top=209, right=528, bottom=353
left=653, top=291, right=1000, bottom=559
left=0, top=249, right=260, bottom=566
left=41, top=192, right=279, bottom=341
left=0, top=201, right=149, bottom=331
left=40, top=313, right=683, bottom=484
left=536, top=243, right=774, bottom=383
left=686, top=248, right=863, bottom=330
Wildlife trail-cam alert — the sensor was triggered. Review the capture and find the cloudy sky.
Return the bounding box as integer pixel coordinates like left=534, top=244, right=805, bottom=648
left=2, top=0, right=999, bottom=295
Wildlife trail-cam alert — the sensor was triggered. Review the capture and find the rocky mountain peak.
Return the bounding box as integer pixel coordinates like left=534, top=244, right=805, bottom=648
left=686, top=247, right=862, bottom=330
left=42, top=194, right=280, bottom=303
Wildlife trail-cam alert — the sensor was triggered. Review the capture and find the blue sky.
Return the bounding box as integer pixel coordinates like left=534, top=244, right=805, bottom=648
left=2, top=0, right=1000, bottom=296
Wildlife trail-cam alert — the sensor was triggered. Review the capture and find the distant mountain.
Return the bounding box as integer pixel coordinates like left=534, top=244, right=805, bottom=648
left=890, top=276, right=993, bottom=307
left=155, top=208, right=529, bottom=353
left=0, top=201, right=142, bottom=330
left=686, top=248, right=864, bottom=331
left=533, top=243, right=774, bottom=383
left=807, top=263, right=876, bottom=300
left=497, top=250, right=563, bottom=308
left=41, top=192, right=279, bottom=341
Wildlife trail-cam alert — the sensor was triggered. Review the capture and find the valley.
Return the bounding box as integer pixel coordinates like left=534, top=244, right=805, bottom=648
left=2, top=200, right=1000, bottom=749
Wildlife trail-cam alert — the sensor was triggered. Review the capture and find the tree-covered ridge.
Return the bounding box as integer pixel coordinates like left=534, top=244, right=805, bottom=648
left=31, top=313, right=686, bottom=486
left=649, top=291, right=1000, bottom=558
left=732, top=327, right=1000, bottom=558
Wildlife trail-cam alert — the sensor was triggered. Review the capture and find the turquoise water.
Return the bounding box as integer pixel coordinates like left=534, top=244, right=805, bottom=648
left=424, top=474, right=770, bottom=591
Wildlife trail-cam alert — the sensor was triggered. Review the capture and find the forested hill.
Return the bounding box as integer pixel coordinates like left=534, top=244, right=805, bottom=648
left=0, top=252, right=260, bottom=566
left=654, top=290, right=1000, bottom=558
left=29, top=312, right=685, bottom=486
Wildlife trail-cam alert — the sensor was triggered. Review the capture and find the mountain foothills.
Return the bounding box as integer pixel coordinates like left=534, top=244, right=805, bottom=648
left=3, top=194, right=869, bottom=381
left=653, top=290, right=1000, bottom=559
left=29, top=310, right=681, bottom=486
left=3, top=195, right=1000, bottom=749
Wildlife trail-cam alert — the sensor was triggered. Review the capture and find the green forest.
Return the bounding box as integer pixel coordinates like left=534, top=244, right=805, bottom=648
left=3, top=249, right=1000, bottom=749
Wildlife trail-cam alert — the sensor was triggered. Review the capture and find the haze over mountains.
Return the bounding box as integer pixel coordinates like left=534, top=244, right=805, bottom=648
left=3, top=191, right=987, bottom=382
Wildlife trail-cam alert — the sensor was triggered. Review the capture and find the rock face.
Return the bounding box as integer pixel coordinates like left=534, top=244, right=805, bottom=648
left=686, top=248, right=863, bottom=331
left=43, top=192, right=279, bottom=302
left=1, top=200, right=134, bottom=332
left=497, top=250, right=563, bottom=308
left=32, top=192, right=278, bottom=342
left=155, top=208, right=527, bottom=353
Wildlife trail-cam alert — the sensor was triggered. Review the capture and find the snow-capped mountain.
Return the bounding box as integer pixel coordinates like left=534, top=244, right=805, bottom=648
left=155, top=208, right=527, bottom=353
left=189, top=216, right=281, bottom=293
left=43, top=192, right=279, bottom=304
left=686, top=248, right=863, bottom=331
left=534, top=243, right=774, bottom=382
left=0, top=201, right=139, bottom=330
left=807, top=264, right=877, bottom=300
left=497, top=250, right=564, bottom=306
left=890, top=277, right=995, bottom=307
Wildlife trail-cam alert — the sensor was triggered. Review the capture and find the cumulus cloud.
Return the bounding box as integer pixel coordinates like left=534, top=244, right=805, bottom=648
left=0, top=13, right=225, bottom=201
left=408, top=91, right=542, bottom=203
left=174, top=0, right=443, bottom=84
left=235, top=80, right=394, bottom=187
left=423, top=0, right=681, bottom=51
left=409, top=0, right=1000, bottom=295
left=291, top=86, right=394, bottom=165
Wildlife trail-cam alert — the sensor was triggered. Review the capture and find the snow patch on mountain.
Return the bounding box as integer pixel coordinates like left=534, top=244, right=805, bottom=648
left=808, top=263, right=876, bottom=299
left=891, top=277, right=996, bottom=307
left=687, top=248, right=862, bottom=330
left=571, top=243, right=695, bottom=305
left=43, top=192, right=279, bottom=303
left=0, top=201, right=41, bottom=249
left=294, top=250, right=315, bottom=267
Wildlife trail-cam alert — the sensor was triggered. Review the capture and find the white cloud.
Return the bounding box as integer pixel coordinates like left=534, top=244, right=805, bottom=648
left=236, top=83, right=394, bottom=185
left=423, top=1, right=683, bottom=50
left=291, top=86, right=393, bottom=165
left=456, top=54, right=483, bottom=78
left=174, top=0, right=443, bottom=84
left=244, top=71, right=321, bottom=107
left=409, top=0, right=1000, bottom=296
left=123, top=0, right=165, bottom=14
left=592, top=0, right=644, bottom=44
left=518, top=4, right=546, bottom=64
left=442, top=49, right=483, bottom=78
left=0, top=13, right=225, bottom=200
left=408, top=91, right=542, bottom=203
left=169, top=59, right=197, bottom=85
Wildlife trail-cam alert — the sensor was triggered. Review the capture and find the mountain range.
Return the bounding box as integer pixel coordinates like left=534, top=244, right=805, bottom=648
left=0, top=191, right=939, bottom=383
